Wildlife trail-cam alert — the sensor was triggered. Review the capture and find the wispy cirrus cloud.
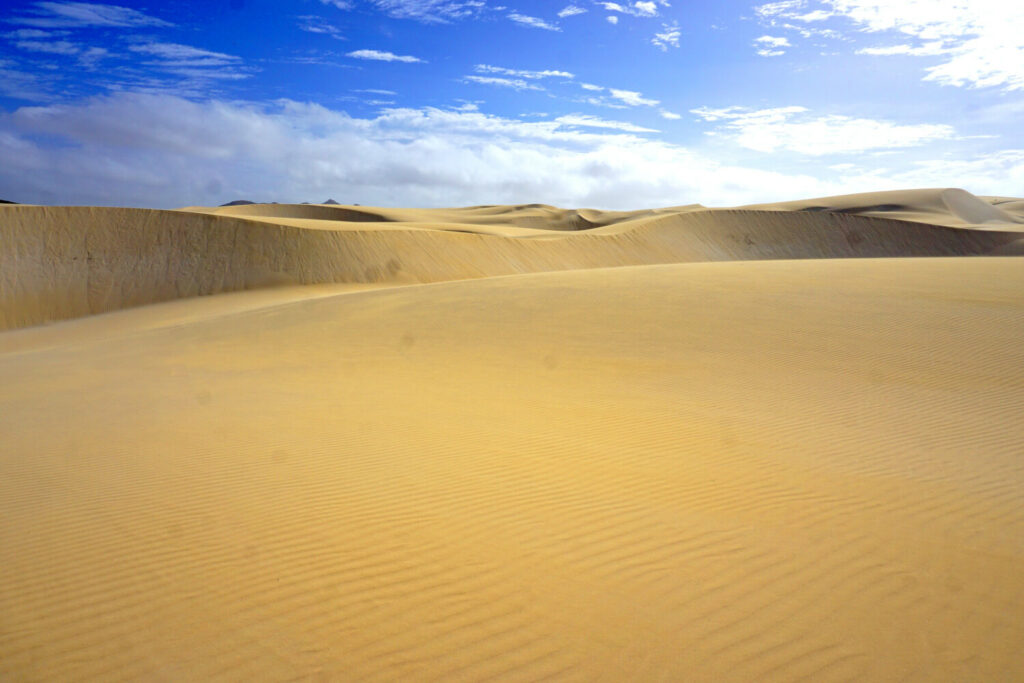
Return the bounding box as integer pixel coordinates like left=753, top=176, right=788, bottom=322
left=127, top=42, right=250, bottom=82
left=474, top=64, right=574, bottom=79
left=610, top=88, right=658, bottom=106
left=4, top=28, right=68, bottom=39
left=652, top=22, right=680, bottom=50
left=575, top=83, right=660, bottom=109
left=14, top=39, right=81, bottom=55
left=347, top=49, right=424, bottom=63
left=692, top=105, right=955, bottom=155
left=597, top=1, right=668, bottom=18
left=129, top=43, right=239, bottom=66
left=508, top=13, right=561, bottom=31
left=555, top=113, right=659, bottom=132
left=78, top=46, right=107, bottom=67
left=464, top=75, right=544, bottom=91
left=755, top=0, right=1024, bottom=91
left=558, top=5, right=587, bottom=18
left=367, top=0, right=487, bottom=23
left=754, top=34, right=791, bottom=56
left=297, top=16, right=345, bottom=39
left=9, top=1, right=171, bottom=28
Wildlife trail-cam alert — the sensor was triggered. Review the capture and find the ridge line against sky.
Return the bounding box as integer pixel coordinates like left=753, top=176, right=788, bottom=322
left=0, top=0, right=1022, bottom=208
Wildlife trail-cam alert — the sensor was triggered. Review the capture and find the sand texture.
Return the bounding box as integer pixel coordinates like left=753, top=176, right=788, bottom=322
left=2, top=188, right=1024, bottom=680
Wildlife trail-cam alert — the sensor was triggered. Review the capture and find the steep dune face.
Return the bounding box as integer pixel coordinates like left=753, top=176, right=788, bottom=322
left=3, top=201, right=1022, bottom=330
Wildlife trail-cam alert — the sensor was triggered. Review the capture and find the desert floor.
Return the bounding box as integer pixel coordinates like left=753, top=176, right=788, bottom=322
left=2, top=188, right=1024, bottom=680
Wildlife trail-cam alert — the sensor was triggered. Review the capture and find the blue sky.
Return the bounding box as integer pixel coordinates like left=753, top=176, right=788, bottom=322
left=1, top=0, right=1022, bottom=208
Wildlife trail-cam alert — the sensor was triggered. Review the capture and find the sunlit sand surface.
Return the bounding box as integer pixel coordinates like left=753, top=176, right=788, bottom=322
left=2, top=189, right=1023, bottom=680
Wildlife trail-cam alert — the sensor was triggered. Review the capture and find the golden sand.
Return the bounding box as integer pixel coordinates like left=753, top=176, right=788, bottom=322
left=2, top=189, right=1023, bottom=680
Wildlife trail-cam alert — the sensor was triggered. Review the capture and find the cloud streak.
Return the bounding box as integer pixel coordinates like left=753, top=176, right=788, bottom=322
left=347, top=49, right=424, bottom=63
left=10, top=1, right=171, bottom=28
left=508, top=13, right=561, bottom=31
left=474, top=64, right=574, bottom=79
left=692, top=105, right=956, bottom=154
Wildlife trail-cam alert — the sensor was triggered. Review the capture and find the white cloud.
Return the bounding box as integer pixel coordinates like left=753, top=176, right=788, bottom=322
left=755, top=0, right=1024, bottom=90
left=15, top=40, right=80, bottom=55
left=597, top=1, right=665, bottom=17
left=8, top=92, right=1023, bottom=209
left=354, top=88, right=398, bottom=95
left=464, top=75, right=544, bottom=90
left=609, top=88, right=659, bottom=106
left=558, top=5, right=587, bottom=17
left=555, top=114, right=659, bottom=132
left=857, top=42, right=946, bottom=56
left=4, top=28, right=67, bottom=39
left=297, top=16, right=345, bottom=39
left=580, top=83, right=604, bottom=91
left=0, top=92, right=865, bottom=208
left=319, top=0, right=354, bottom=8
left=691, top=105, right=956, bottom=155
left=130, top=43, right=239, bottom=66
left=755, top=1, right=807, bottom=19
left=475, top=64, right=573, bottom=79
left=633, top=1, right=658, bottom=16
left=606, top=15, right=619, bottom=24
left=0, top=64, right=54, bottom=101
left=78, top=46, right=108, bottom=67
left=755, top=35, right=791, bottom=47
left=125, top=42, right=250, bottom=81
left=652, top=22, right=680, bottom=50
left=368, top=0, right=487, bottom=23
left=347, top=49, right=424, bottom=63
left=754, top=35, right=790, bottom=56
left=508, top=13, right=561, bottom=31
left=10, top=1, right=171, bottom=28
left=659, top=109, right=681, bottom=119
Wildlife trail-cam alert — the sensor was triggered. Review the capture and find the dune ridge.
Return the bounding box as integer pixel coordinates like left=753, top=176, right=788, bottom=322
left=743, top=187, right=1024, bottom=228
left=3, top=189, right=1022, bottom=330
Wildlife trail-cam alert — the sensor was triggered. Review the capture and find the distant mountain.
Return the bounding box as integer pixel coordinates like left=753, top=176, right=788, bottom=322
left=0, top=199, right=18, bottom=204
left=323, top=199, right=340, bottom=205
left=220, top=199, right=256, bottom=206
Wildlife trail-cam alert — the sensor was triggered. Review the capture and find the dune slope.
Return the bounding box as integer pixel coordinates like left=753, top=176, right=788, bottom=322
left=3, top=194, right=1022, bottom=330
left=1, top=257, right=1023, bottom=680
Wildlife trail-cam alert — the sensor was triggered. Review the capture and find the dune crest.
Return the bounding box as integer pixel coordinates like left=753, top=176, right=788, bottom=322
left=743, top=187, right=1024, bottom=228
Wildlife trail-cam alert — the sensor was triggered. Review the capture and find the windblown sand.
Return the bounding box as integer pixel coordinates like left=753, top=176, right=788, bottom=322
left=2, top=189, right=1024, bottom=680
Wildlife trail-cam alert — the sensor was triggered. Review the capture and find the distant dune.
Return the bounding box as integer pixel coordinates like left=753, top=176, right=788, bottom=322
left=3, top=188, right=1022, bottom=331
left=2, top=189, right=1023, bottom=680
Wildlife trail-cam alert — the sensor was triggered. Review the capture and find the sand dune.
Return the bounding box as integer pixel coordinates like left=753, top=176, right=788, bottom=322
left=743, top=187, right=1024, bottom=228
left=3, top=189, right=1022, bottom=330
left=2, top=189, right=1024, bottom=680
